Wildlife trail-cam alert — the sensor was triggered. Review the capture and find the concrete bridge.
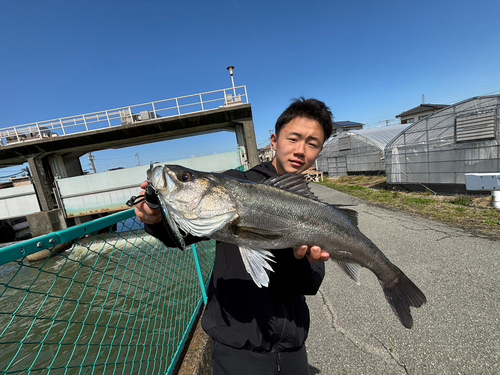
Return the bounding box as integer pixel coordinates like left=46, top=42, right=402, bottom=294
left=0, top=87, right=259, bottom=236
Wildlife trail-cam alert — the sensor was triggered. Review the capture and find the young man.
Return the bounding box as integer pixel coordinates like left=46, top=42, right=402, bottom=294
left=135, top=97, right=333, bottom=374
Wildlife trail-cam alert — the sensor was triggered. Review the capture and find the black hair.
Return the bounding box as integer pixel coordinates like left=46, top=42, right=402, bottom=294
left=274, top=97, right=333, bottom=142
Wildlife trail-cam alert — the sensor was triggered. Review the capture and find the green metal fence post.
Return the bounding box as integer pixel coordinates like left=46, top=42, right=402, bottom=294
left=191, top=244, right=208, bottom=305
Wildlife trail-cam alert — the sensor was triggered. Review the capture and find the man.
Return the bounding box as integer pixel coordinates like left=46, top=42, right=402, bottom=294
left=135, top=97, right=333, bottom=374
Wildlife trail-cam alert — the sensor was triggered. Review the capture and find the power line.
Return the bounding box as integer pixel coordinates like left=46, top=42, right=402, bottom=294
left=0, top=168, right=28, bottom=181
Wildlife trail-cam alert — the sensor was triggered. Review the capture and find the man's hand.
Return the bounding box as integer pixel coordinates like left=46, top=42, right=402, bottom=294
left=294, top=245, right=330, bottom=264
left=134, top=181, right=163, bottom=225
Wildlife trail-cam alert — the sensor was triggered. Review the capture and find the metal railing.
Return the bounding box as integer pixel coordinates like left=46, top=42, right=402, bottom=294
left=0, top=210, right=216, bottom=374
left=0, top=86, right=248, bottom=146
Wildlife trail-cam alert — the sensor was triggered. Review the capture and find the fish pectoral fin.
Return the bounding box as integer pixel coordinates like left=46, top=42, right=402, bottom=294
left=336, top=261, right=361, bottom=285
left=239, top=247, right=275, bottom=288
left=232, top=225, right=283, bottom=241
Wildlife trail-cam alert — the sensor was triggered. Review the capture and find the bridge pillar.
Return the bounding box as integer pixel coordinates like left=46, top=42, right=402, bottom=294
left=234, top=118, right=259, bottom=169
left=28, top=153, right=84, bottom=212
left=28, top=156, right=57, bottom=212
left=47, top=154, right=84, bottom=178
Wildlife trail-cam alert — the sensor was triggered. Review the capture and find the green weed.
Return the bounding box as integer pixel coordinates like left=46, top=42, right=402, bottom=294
left=450, top=196, right=473, bottom=207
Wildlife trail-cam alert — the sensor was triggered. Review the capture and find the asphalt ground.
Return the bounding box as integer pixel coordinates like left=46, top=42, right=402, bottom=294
left=305, top=184, right=499, bottom=375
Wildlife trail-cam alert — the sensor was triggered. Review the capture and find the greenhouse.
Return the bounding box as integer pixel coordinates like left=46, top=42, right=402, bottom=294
left=317, top=125, right=408, bottom=176
left=385, top=95, right=500, bottom=192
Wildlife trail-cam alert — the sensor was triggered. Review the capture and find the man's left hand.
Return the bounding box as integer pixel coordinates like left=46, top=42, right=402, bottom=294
left=294, top=245, right=330, bottom=264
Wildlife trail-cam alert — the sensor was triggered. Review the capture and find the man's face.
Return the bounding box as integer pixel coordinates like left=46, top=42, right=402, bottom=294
left=271, top=116, right=325, bottom=175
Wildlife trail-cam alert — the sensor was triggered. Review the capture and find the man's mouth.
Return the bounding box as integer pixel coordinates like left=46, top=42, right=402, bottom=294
left=290, top=160, right=304, bottom=168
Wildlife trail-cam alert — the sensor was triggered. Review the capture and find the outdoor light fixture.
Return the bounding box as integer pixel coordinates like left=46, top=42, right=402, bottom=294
left=227, top=66, right=236, bottom=96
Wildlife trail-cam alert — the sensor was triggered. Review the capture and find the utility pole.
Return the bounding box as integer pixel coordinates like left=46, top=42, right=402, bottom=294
left=422, top=94, right=425, bottom=104
left=135, top=153, right=141, bottom=166
left=88, top=153, right=97, bottom=173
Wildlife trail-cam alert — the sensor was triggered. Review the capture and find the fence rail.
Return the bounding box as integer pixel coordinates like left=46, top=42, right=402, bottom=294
left=0, top=86, right=248, bottom=146
left=0, top=210, right=215, bottom=374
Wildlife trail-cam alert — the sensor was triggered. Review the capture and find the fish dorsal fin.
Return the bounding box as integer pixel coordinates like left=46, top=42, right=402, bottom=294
left=262, top=173, right=319, bottom=201
left=239, top=247, right=275, bottom=287
left=333, top=206, right=359, bottom=227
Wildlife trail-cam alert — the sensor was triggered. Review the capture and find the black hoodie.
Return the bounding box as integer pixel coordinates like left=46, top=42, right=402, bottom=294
left=145, top=162, right=325, bottom=352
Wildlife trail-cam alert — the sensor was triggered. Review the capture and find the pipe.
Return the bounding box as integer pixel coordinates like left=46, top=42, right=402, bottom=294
left=492, top=190, right=500, bottom=209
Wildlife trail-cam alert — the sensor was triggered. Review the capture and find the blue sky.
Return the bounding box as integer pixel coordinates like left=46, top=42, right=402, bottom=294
left=1, top=0, right=500, bottom=175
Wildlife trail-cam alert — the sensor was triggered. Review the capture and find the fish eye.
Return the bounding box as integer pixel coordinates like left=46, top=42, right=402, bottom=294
left=179, top=172, right=192, bottom=182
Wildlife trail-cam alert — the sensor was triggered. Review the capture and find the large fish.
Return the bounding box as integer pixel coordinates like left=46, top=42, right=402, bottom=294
left=147, top=164, right=427, bottom=328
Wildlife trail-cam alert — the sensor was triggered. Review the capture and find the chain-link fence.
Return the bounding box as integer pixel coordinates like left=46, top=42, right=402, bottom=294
left=0, top=210, right=215, bottom=374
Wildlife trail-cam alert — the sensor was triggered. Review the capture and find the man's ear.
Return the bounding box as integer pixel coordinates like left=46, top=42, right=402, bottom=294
left=270, top=133, right=278, bottom=151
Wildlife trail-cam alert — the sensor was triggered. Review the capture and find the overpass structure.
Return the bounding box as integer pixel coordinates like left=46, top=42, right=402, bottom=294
left=0, top=86, right=259, bottom=235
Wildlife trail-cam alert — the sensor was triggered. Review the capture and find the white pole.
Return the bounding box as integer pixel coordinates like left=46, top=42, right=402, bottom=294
left=227, top=66, right=236, bottom=97
left=492, top=190, right=500, bottom=209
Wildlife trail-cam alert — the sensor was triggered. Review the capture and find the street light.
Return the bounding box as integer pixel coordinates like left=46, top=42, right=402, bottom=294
left=227, top=66, right=236, bottom=97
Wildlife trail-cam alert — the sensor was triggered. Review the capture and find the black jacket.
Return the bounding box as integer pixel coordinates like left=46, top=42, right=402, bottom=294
left=145, top=162, right=325, bottom=352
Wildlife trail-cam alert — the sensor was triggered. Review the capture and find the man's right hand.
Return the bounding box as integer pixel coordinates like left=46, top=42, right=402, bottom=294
left=135, top=181, right=163, bottom=225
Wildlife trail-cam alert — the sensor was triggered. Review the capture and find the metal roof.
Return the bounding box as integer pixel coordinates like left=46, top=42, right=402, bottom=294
left=333, top=121, right=364, bottom=127
left=396, top=104, right=448, bottom=118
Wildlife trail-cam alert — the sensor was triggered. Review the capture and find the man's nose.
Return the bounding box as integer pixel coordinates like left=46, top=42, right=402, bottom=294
left=294, top=142, right=306, bottom=155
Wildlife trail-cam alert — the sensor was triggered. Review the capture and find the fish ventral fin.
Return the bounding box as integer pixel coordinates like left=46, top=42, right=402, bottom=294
left=262, top=173, right=319, bottom=201
left=336, top=261, right=361, bottom=285
left=239, top=247, right=275, bottom=288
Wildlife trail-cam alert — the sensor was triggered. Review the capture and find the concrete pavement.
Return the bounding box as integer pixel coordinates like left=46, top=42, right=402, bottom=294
left=306, top=184, right=499, bottom=374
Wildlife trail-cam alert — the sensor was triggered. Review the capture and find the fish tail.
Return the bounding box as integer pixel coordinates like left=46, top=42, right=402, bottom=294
left=380, top=269, right=427, bottom=329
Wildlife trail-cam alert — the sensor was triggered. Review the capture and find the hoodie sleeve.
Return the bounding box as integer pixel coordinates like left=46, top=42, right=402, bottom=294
left=269, top=249, right=325, bottom=295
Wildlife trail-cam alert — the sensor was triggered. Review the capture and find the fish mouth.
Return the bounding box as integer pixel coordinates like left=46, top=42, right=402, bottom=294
left=147, top=164, right=176, bottom=193
left=164, top=168, right=177, bottom=193
left=147, top=165, right=162, bottom=189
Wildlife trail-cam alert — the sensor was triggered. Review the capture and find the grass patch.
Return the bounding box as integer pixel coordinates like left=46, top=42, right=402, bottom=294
left=318, top=176, right=500, bottom=239
left=403, top=196, right=434, bottom=205
left=449, top=196, right=473, bottom=207
left=483, top=220, right=500, bottom=226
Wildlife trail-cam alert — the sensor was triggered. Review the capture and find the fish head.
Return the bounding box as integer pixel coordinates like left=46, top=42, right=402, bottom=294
left=147, top=164, right=237, bottom=237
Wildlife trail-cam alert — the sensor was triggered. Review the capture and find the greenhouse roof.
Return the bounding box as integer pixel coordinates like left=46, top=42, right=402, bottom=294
left=349, top=125, right=410, bottom=150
